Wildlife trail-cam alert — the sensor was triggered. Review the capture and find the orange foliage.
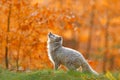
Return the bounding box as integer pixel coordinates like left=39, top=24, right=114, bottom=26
left=0, top=0, right=120, bottom=72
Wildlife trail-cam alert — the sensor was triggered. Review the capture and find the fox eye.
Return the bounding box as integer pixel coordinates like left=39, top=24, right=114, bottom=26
left=51, top=34, right=55, bottom=38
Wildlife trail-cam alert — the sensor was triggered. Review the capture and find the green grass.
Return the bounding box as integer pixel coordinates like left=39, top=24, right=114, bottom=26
left=0, top=68, right=119, bottom=80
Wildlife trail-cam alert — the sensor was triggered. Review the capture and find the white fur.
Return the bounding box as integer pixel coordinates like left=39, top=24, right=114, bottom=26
left=47, top=32, right=99, bottom=75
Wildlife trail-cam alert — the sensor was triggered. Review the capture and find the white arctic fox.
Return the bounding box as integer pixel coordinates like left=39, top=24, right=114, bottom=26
left=47, top=32, right=98, bottom=75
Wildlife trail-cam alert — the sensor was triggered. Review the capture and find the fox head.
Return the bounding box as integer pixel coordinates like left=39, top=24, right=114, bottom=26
left=48, top=32, right=62, bottom=43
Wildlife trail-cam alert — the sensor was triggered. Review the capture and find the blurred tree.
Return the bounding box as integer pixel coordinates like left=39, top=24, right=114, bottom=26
left=0, top=0, right=120, bottom=72
left=5, top=3, right=11, bottom=69
left=103, top=11, right=109, bottom=73
left=86, top=0, right=96, bottom=59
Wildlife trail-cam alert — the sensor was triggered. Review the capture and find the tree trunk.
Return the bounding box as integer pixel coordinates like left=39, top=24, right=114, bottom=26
left=16, top=37, right=21, bottom=71
left=86, top=0, right=95, bottom=59
left=109, top=56, right=114, bottom=71
left=103, top=13, right=109, bottom=73
left=5, top=4, right=11, bottom=69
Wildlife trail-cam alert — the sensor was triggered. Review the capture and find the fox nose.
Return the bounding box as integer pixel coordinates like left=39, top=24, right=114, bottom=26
left=48, top=32, right=52, bottom=37
left=48, top=32, right=52, bottom=35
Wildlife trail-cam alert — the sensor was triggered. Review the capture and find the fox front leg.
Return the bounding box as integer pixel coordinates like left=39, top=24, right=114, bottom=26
left=54, top=63, right=60, bottom=70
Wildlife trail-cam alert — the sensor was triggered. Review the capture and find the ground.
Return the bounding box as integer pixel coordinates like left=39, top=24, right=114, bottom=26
left=0, top=68, right=119, bottom=80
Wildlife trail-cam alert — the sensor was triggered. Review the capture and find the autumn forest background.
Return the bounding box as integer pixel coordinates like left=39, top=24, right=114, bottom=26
left=0, top=0, right=120, bottom=74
